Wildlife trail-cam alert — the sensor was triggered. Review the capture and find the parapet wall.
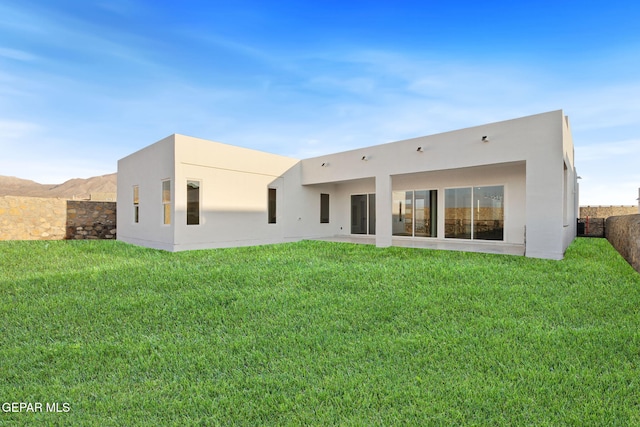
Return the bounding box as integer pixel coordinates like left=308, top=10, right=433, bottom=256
left=0, top=196, right=116, bottom=241
left=605, top=214, right=640, bottom=274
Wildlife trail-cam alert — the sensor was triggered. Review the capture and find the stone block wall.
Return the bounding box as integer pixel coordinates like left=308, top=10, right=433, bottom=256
left=605, top=214, right=640, bottom=274
left=66, top=201, right=117, bottom=239
left=580, top=206, right=637, bottom=219
left=0, top=196, right=116, bottom=241
left=0, top=196, right=68, bottom=240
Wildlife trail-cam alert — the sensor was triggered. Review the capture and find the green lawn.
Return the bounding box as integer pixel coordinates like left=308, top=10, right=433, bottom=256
left=1, top=238, right=639, bottom=426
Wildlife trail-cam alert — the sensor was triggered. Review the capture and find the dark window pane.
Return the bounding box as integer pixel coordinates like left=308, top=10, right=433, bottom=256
left=320, top=193, right=329, bottom=223
left=473, top=186, right=504, bottom=240
left=187, top=180, right=200, bottom=225
left=445, top=188, right=471, bottom=239
left=268, top=188, right=276, bottom=224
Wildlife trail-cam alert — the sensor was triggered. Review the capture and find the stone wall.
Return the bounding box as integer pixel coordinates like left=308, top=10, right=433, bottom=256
left=66, top=201, right=117, bottom=239
left=0, top=196, right=116, bottom=241
left=580, top=205, right=637, bottom=219
left=0, top=196, right=67, bottom=240
left=605, top=214, right=640, bottom=274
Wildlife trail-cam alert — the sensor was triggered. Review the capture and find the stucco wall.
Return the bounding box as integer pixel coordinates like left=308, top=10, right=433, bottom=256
left=173, top=135, right=300, bottom=251
left=0, top=196, right=67, bottom=240
left=117, top=135, right=176, bottom=250
left=117, top=110, right=575, bottom=260
left=301, top=110, right=576, bottom=260
left=118, top=134, right=301, bottom=251
left=605, top=214, right=640, bottom=273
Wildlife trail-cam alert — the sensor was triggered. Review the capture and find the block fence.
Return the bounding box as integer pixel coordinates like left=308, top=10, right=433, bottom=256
left=580, top=205, right=637, bottom=218
left=66, top=200, right=117, bottom=239
left=0, top=196, right=116, bottom=240
left=605, top=214, right=640, bottom=274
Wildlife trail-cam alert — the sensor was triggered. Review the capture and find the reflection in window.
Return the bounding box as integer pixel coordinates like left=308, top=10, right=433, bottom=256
left=445, top=188, right=472, bottom=239
left=393, top=189, right=437, bottom=237
left=133, top=185, right=139, bottom=223
left=392, top=191, right=413, bottom=236
left=162, top=180, right=171, bottom=225
left=415, top=190, right=438, bottom=237
left=473, top=186, right=504, bottom=240
left=187, top=180, right=200, bottom=225
left=445, top=186, right=504, bottom=240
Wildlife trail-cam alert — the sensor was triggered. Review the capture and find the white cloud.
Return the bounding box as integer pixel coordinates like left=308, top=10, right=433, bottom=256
left=0, top=120, right=40, bottom=140
left=0, top=47, right=37, bottom=61
left=562, top=84, right=640, bottom=132
left=575, top=138, right=640, bottom=205
left=577, top=139, right=640, bottom=162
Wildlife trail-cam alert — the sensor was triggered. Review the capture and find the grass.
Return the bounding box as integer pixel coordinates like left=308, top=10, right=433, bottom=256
left=0, top=238, right=639, bottom=426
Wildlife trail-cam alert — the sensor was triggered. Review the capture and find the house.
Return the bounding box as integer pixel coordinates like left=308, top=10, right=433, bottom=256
left=117, top=110, right=578, bottom=260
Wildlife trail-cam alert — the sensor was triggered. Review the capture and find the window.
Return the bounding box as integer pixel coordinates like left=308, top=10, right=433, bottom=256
left=133, top=185, right=139, bottom=223
left=563, top=162, right=568, bottom=226
left=445, top=186, right=503, bottom=240
left=187, top=180, right=200, bottom=225
left=368, top=194, right=376, bottom=235
left=392, top=189, right=437, bottom=237
left=268, top=188, right=276, bottom=224
left=392, top=191, right=413, bottom=236
left=473, top=186, right=504, bottom=240
left=320, top=193, right=330, bottom=223
left=445, top=188, right=472, bottom=239
left=162, top=180, right=171, bottom=225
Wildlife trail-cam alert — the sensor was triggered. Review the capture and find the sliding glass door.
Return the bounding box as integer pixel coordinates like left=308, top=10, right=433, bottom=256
left=445, top=186, right=504, bottom=240
left=473, top=186, right=504, bottom=240
left=392, top=189, right=437, bottom=237
left=351, top=194, right=376, bottom=235
left=414, top=190, right=438, bottom=237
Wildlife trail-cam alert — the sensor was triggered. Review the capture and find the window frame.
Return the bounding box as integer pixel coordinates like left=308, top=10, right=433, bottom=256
left=320, top=193, right=330, bottom=224
left=392, top=188, right=438, bottom=238
left=268, top=188, right=277, bottom=224
left=186, top=180, right=201, bottom=226
left=162, top=179, right=171, bottom=225
left=133, top=185, right=139, bottom=224
left=444, top=184, right=505, bottom=241
left=350, top=193, right=376, bottom=235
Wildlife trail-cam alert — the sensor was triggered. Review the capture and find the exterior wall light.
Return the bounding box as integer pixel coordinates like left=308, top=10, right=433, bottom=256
left=482, top=136, right=489, bottom=143
left=321, top=162, right=329, bottom=167
left=361, top=155, right=369, bottom=161
left=417, top=146, right=424, bottom=152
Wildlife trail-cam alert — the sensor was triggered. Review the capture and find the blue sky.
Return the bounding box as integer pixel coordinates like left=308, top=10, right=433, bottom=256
left=1, top=0, right=639, bottom=205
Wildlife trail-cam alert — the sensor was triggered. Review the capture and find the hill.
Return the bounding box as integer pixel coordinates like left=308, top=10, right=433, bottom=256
left=0, top=173, right=117, bottom=200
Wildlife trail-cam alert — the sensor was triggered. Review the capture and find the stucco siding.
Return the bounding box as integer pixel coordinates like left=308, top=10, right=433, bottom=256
left=117, top=110, right=576, bottom=259
left=117, top=135, right=176, bottom=249
left=170, top=135, right=298, bottom=251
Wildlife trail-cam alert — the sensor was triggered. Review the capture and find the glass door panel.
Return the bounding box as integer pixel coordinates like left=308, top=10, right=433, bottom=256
left=473, top=186, right=504, bottom=240
left=392, top=191, right=412, bottom=236
left=351, top=195, right=367, bottom=234
left=368, top=193, right=376, bottom=235
left=445, top=188, right=471, bottom=239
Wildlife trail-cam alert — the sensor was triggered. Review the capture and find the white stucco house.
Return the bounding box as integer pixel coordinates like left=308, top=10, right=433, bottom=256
left=117, top=110, right=578, bottom=260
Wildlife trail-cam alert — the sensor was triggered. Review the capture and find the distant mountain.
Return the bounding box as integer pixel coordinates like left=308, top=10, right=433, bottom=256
left=0, top=173, right=117, bottom=199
